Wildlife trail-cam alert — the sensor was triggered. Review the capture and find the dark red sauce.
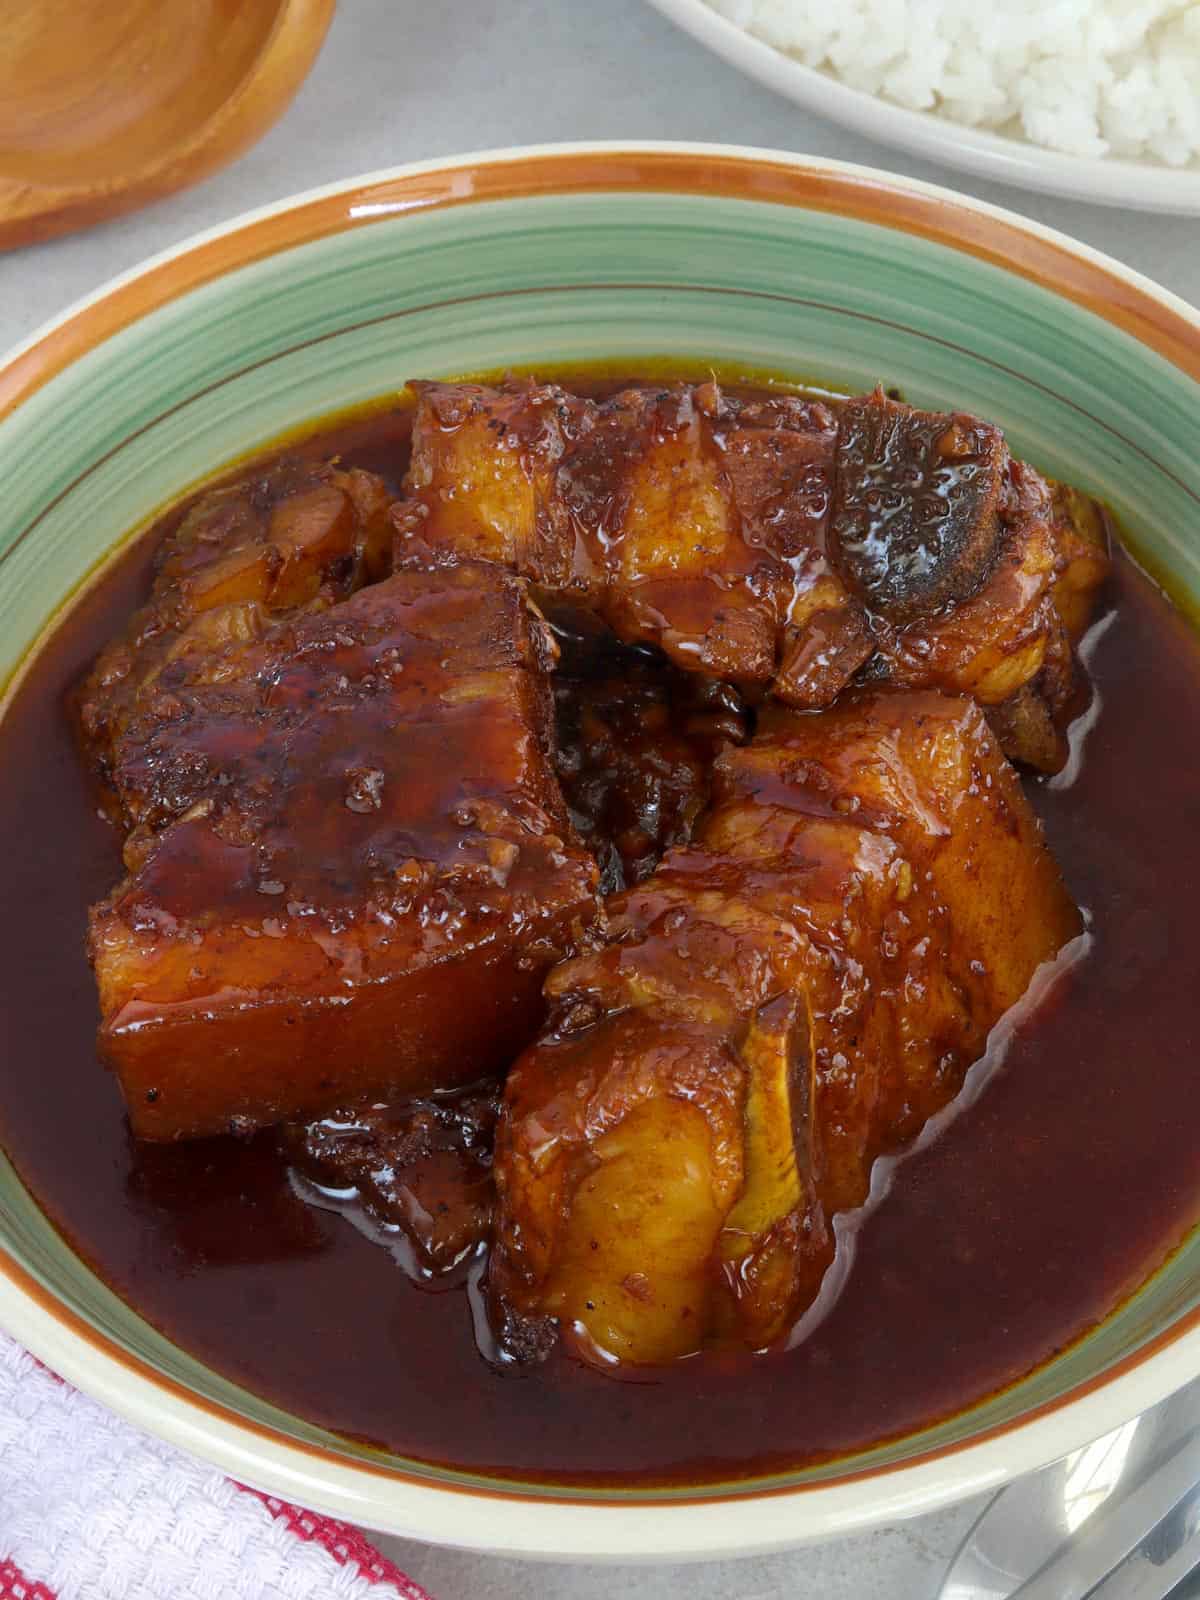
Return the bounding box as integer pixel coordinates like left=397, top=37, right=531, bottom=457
left=1, top=387, right=1198, bottom=1488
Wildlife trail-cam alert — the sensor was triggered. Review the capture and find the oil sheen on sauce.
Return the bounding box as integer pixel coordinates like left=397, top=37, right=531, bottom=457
left=0, top=386, right=1198, bottom=1488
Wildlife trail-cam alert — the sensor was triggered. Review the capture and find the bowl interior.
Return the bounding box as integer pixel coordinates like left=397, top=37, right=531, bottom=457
left=1, top=157, right=1199, bottom=1504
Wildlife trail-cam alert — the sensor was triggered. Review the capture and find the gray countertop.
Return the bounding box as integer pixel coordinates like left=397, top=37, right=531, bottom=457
left=3, top=3, right=1196, bottom=1596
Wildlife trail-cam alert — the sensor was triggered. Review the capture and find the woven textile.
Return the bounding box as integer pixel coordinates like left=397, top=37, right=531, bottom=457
left=0, top=1334, right=430, bottom=1600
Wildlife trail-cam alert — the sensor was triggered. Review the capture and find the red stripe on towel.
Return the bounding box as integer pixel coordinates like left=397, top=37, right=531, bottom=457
left=235, top=1485, right=432, bottom=1596
left=0, top=1559, right=58, bottom=1600
left=25, top=1356, right=63, bottom=1386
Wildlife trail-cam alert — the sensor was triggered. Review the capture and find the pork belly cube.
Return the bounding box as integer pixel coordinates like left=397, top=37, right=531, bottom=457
left=398, top=378, right=588, bottom=583
left=726, top=691, right=1082, bottom=1208
left=397, top=379, right=845, bottom=688
left=557, top=385, right=786, bottom=681
left=77, top=458, right=393, bottom=817
left=491, top=858, right=832, bottom=1365
left=88, top=564, right=599, bottom=1140
left=490, top=688, right=1080, bottom=1365
left=739, top=690, right=1082, bottom=1026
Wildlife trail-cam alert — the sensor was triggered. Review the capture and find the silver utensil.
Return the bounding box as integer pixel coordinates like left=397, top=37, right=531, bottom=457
left=940, top=1379, right=1200, bottom=1600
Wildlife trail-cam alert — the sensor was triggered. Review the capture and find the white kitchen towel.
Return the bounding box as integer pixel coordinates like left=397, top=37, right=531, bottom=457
left=0, top=1333, right=431, bottom=1600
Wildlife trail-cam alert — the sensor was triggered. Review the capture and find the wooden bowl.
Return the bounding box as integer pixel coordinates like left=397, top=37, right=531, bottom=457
left=0, top=0, right=334, bottom=251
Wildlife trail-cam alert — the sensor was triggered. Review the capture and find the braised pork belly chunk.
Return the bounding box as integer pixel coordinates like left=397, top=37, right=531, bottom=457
left=87, top=561, right=599, bottom=1140
left=78, top=458, right=393, bottom=817
left=397, top=377, right=847, bottom=690
left=488, top=690, right=1080, bottom=1365
left=395, top=378, right=1109, bottom=771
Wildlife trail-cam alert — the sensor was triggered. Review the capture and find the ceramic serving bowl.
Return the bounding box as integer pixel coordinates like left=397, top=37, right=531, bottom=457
left=0, top=143, right=1198, bottom=1561
left=647, top=0, right=1200, bottom=216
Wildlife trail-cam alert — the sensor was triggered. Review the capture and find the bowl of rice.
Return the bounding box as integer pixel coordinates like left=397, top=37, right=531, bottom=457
left=647, top=0, right=1200, bottom=213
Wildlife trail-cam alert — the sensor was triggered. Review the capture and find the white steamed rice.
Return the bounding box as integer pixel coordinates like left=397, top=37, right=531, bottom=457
left=704, top=0, right=1200, bottom=166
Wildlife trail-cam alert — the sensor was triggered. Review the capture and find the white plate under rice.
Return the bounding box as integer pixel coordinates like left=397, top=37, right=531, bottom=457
left=705, top=0, right=1200, bottom=168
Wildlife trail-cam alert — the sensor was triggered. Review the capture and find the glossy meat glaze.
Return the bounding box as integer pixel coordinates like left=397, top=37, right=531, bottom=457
left=56, top=373, right=1125, bottom=1382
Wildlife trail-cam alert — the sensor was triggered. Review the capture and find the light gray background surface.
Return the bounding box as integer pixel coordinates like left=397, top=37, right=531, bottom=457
left=2, top=3, right=1196, bottom=1596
